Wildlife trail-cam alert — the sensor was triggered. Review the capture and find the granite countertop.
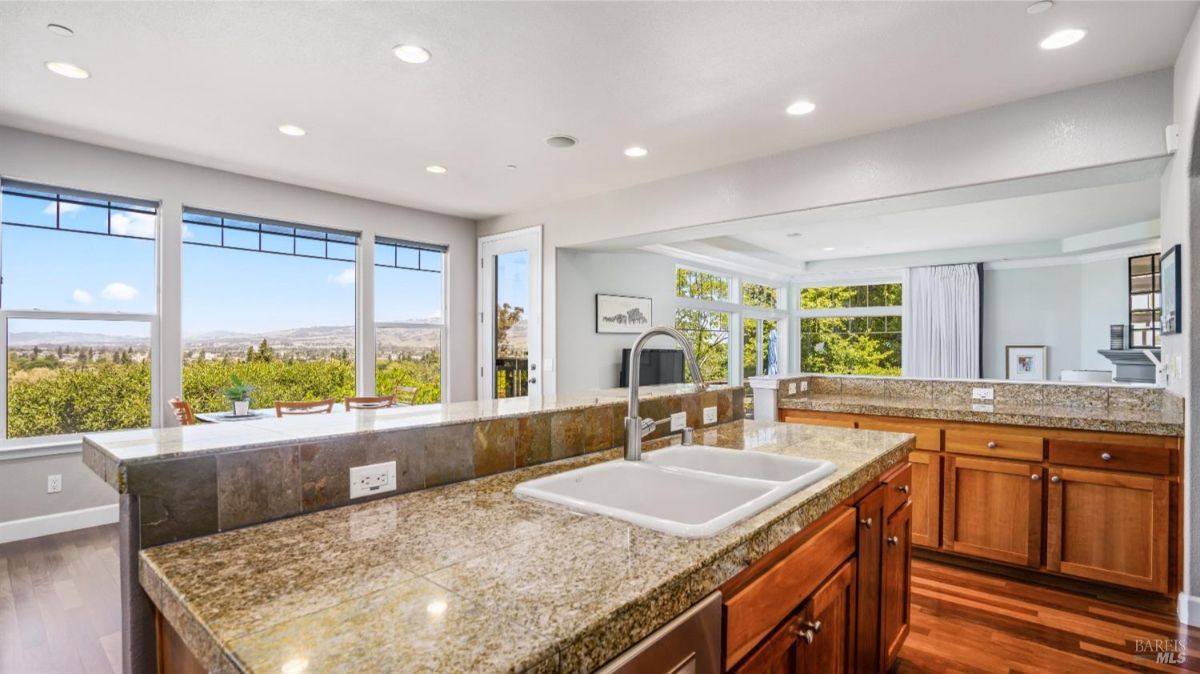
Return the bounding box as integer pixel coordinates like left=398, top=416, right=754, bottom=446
left=84, top=384, right=726, bottom=467
left=138, top=419, right=912, bottom=674
left=781, top=394, right=1184, bottom=436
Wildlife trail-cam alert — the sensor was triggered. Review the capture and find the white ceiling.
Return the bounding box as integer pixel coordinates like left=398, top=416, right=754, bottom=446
left=0, top=2, right=1195, bottom=219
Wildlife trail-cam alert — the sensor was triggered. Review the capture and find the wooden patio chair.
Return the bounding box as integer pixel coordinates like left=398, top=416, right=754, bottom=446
left=393, top=386, right=419, bottom=406
left=344, top=395, right=396, bottom=410
left=274, top=399, right=335, bottom=417
left=169, top=398, right=196, bottom=426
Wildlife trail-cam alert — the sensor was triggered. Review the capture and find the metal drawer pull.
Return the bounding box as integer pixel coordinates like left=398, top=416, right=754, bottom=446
left=897, top=484, right=910, bottom=493
left=1100, top=452, right=1113, bottom=461
left=887, top=536, right=899, bottom=545
left=1030, top=474, right=1040, bottom=481
left=1050, top=475, right=1061, bottom=483
left=801, top=620, right=822, bottom=633
left=797, top=628, right=815, bottom=644
left=986, top=441, right=998, bottom=449
left=860, top=517, right=872, bottom=528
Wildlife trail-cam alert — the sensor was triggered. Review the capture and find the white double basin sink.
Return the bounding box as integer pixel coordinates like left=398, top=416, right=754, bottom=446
left=514, top=446, right=836, bottom=538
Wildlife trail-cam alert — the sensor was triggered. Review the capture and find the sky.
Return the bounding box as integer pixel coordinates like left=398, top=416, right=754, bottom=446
left=1, top=192, right=445, bottom=339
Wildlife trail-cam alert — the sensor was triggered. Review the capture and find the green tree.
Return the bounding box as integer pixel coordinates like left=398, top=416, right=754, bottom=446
left=496, top=303, right=525, bottom=357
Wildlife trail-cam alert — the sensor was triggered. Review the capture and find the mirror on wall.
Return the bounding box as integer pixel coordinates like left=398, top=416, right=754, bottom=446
left=554, top=158, right=1171, bottom=394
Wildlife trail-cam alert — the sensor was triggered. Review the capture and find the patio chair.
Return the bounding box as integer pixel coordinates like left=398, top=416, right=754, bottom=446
left=169, top=398, right=196, bottom=426
left=344, top=395, right=396, bottom=410
left=274, top=399, right=335, bottom=417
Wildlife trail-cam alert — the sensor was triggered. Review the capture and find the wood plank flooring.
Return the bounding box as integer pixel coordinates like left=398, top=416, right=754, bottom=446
left=2, top=526, right=1199, bottom=673
left=897, top=557, right=1200, bottom=673
left=0, top=525, right=121, bottom=674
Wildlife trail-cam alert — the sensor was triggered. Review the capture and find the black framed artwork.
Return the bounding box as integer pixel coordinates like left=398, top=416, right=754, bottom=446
left=595, top=294, right=652, bottom=333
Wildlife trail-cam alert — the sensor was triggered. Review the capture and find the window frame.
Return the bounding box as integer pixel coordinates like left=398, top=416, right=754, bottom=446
left=372, top=237, right=449, bottom=404
left=794, top=274, right=904, bottom=377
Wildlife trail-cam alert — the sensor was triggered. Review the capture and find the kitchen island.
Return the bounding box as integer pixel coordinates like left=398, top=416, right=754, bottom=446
left=133, top=419, right=912, bottom=673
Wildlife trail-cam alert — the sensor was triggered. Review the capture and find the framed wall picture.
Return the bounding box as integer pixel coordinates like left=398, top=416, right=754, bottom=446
left=1005, top=345, right=1047, bottom=381
left=596, top=294, right=652, bottom=334
left=1161, top=243, right=1182, bottom=335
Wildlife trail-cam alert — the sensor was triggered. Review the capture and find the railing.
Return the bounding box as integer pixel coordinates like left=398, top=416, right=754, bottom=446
left=496, top=357, right=529, bottom=398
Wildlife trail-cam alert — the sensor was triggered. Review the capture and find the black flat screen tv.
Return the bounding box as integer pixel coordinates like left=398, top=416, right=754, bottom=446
left=619, top=348, right=685, bottom=387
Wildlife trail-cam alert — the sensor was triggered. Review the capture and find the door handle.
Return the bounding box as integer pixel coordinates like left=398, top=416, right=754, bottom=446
left=859, top=517, right=872, bottom=529
left=529, top=377, right=537, bottom=385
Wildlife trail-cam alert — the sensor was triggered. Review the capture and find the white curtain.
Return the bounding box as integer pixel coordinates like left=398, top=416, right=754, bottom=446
left=902, top=264, right=980, bottom=379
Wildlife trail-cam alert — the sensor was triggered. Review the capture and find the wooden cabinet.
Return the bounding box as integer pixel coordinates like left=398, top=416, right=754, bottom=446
left=729, top=611, right=801, bottom=674
left=942, top=455, right=1042, bottom=567
left=881, top=502, right=912, bottom=669
left=799, top=560, right=857, bottom=674
left=907, top=450, right=940, bottom=548
left=1046, top=467, right=1170, bottom=593
left=779, top=410, right=856, bottom=428
left=853, top=487, right=884, bottom=674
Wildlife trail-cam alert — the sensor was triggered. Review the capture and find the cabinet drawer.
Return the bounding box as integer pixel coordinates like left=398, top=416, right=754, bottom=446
left=1048, top=439, right=1173, bottom=476
left=882, top=462, right=913, bottom=516
left=780, top=410, right=857, bottom=428
left=944, top=427, right=1044, bottom=461
left=857, top=417, right=942, bottom=451
left=724, top=507, right=857, bottom=669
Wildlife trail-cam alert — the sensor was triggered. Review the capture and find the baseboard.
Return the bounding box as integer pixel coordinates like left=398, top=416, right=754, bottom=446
left=1179, top=593, right=1200, bottom=627
left=0, top=503, right=119, bottom=544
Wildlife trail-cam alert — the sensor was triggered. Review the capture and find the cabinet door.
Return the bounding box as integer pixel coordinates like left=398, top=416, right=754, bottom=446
left=881, top=502, right=913, bottom=671
left=943, top=455, right=1042, bottom=566
left=799, top=560, right=857, bottom=674
left=854, top=486, right=884, bottom=674
left=1046, top=467, right=1170, bottom=593
left=907, top=451, right=940, bottom=548
left=730, top=614, right=801, bottom=674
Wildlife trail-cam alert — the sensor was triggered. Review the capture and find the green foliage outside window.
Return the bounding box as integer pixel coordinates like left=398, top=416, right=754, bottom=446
left=799, top=283, right=902, bottom=376
left=676, top=268, right=730, bottom=302
left=742, top=282, right=778, bottom=309
left=800, top=283, right=901, bottom=310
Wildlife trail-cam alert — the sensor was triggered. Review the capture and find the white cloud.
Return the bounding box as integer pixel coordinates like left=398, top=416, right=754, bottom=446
left=181, top=223, right=194, bottom=240
left=110, top=212, right=155, bottom=238
left=72, top=289, right=93, bottom=305
left=328, top=268, right=355, bottom=286
left=101, top=282, right=139, bottom=301
left=43, top=202, right=81, bottom=216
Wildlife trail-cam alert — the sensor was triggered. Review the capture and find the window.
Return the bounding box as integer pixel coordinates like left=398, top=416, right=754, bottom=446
left=675, top=308, right=730, bottom=384
left=742, top=282, right=779, bottom=310
left=181, top=209, right=357, bottom=413
left=676, top=268, right=731, bottom=302
left=743, top=317, right=780, bottom=377
left=1, top=181, right=157, bottom=439
left=1128, top=253, right=1161, bottom=348
left=799, top=283, right=902, bottom=376
left=375, top=238, right=445, bottom=403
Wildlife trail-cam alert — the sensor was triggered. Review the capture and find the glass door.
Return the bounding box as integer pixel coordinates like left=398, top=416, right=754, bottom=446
left=478, top=227, right=542, bottom=400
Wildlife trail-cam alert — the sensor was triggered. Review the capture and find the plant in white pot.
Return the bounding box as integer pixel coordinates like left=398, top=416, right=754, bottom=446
left=224, top=375, right=255, bottom=416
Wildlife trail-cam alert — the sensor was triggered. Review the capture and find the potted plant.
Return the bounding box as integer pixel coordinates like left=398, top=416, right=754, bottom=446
left=223, top=374, right=255, bottom=416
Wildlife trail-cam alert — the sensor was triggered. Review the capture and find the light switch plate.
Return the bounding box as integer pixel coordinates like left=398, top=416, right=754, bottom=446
left=544, top=358, right=555, bottom=372
left=971, top=387, right=994, bottom=401
left=669, top=411, right=687, bottom=432
left=800, top=380, right=809, bottom=392
left=787, top=382, right=797, bottom=395
left=703, top=406, right=718, bottom=424
left=47, top=474, right=62, bottom=494
left=350, top=461, right=396, bottom=499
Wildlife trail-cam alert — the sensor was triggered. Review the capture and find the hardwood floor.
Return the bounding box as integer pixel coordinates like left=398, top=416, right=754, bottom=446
left=898, top=557, right=1200, bottom=673
left=0, top=525, right=121, bottom=674
left=2, top=526, right=1199, bottom=673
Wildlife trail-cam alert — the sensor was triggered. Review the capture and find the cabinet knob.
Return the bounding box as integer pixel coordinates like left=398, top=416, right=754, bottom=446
left=1100, top=452, right=1113, bottom=461
left=1050, top=475, right=1061, bottom=484
left=887, top=536, right=899, bottom=545
left=859, top=517, right=873, bottom=529
left=1030, top=473, right=1040, bottom=481
left=897, top=484, right=910, bottom=494
left=986, top=441, right=998, bottom=449
left=798, top=628, right=815, bottom=644
left=800, top=620, right=822, bottom=634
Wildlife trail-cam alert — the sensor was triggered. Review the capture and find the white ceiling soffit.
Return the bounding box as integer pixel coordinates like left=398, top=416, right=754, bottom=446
left=0, top=2, right=1194, bottom=218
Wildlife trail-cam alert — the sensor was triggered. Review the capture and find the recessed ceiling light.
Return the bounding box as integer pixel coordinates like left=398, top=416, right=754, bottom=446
left=822, top=246, right=836, bottom=251
left=786, top=100, right=816, bottom=116
left=545, top=135, right=578, bottom=148
left=393, top=44, right=431, bottom=64
left=47, top=23, right=74, bottom=37
left=1039, top=28, right=1086, bottom=50
left=45, top=61, right=89, bottom=79
left=1026, top=1, right=1054, bottom=14
left=624, top=146, right=648, bottom=158
left=277, top=124, right=306, bottom=137
left=425, top=165, right=447, bottom=174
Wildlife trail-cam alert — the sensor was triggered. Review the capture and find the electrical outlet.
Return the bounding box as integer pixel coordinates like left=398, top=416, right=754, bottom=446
left=703, top=406, right=718, bottom=424
left=800, top=380, right=809, bottom=392
left=47, top=474, right=62, bottom=494
left=971, top=403, right=995, bottom=413
left=971, top=387, right=994, bottom=401
left=787, top=382, right=797, bottom=395
left=669, top=411, right=687, bottom=432
left=349, top=461, right=396, bottom=500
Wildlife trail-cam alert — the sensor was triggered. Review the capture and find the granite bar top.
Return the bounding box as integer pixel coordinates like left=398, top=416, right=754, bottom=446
left=84, top=384, right=726, bottom=468
left=780, top=394, right=1184, bottom=436
left=138, top=419, right=912, bottom=674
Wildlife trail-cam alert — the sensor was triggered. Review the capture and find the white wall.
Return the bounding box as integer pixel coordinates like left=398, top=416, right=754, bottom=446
left=556, top=249, right=680, bottom=392
left=981, top=257, right=1128, bottom=380
left=479, top=70, right=1174, bottom=396
left=0, top=126, right=477, bottom=525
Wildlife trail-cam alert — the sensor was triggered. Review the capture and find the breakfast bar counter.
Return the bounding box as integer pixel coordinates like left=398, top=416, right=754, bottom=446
left=136, top=419, right=912, bottom=673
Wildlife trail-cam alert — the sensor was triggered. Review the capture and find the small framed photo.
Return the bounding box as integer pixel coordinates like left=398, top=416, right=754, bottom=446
left=1162, top=244, right=1182, bottom=335
left=1006, top=345, right=1047, bottom=381
left=596, top=294, right=652, bottom=334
